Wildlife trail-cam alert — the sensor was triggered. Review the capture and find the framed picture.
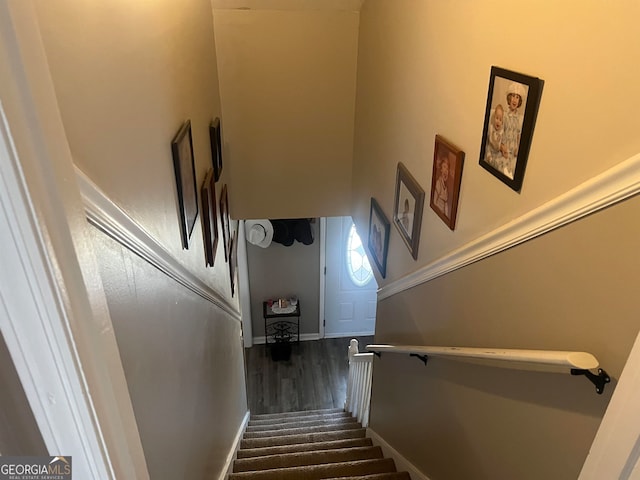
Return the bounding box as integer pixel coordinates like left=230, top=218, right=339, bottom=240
left=229, top=231, right=238, bottom=297
left=368, top=197, right=390, bottom=278
left=209, top=118, right=223, bottom=182
left=393, top=162, right=425, bottom=260
left=200, top=169, right=219, bottom=267
left=171, top=120, right=198, bottom=249
left=478, top=66, right=544, bottom=192
left=219, top=184, right=231, bottom=262
left=430, top=135, right=465, bottom=230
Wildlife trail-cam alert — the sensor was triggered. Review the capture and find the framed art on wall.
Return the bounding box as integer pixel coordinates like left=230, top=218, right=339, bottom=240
left=393, top=162, right=425, bottom=260
left=209, top=118, right=223, bottom=182
left=219, top=183, right=231, bottom=262
left=430, top=135, right=465, bottom=230
left=171, top=120, right=198, bottom=249
left=229, top=231, right=238, bottom=297
left=200, top=168, right=218, bottom=267
left=368, top=197, right=390, bottom=278
left=478, top=66, right=544, bottom=192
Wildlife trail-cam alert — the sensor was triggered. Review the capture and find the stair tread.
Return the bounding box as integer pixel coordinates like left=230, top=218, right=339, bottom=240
left=323, top=473, right=411, bottom=480
left=233, top=446, right=383, bottom=472
left=249, top=411, right=352, bottom=427
left=240, top=428, right=367, bottom=449
left=237, top=438, right=373, bottom=458
left=243, top=422, right=362, bottom=438
left=228, top=458, right=397, bottom=480
left=250, top=408, right=344, bottom=420
left=246, top=416, right=358, bottom=432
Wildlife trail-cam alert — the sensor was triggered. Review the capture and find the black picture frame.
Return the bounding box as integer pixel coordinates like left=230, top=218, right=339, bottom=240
left=229, top=231, right=238, bottom=297
left=430, top=135, right=465, bottom=230
left=209, top=118, right=223, bottom=182
left=368, top=197, right=390, bottom=278
left=479, top=66, right=544, bottom=192
left=219, top=184, right=231, bottom=262
left=393, top=162, right=425, bottom=260
left=171, top=120, right=198, bottom=249
left=200, top=168, right=219, bottom=267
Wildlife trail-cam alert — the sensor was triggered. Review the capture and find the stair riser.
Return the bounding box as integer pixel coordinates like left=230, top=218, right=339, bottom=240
left=237, top=438, right=373, bottom=459
left=228, top=458, right=396, bottom=480
left=233, top=446, right=383, bottom=473
left=240, top=429, right=367, bottom=449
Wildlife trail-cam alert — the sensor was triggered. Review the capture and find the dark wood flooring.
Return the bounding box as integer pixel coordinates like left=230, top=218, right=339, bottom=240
left=245, top=336, right=374, bottom=415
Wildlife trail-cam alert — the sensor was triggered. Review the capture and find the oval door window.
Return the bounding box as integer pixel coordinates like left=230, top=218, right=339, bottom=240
left=346, top=224, right=373, bottom=287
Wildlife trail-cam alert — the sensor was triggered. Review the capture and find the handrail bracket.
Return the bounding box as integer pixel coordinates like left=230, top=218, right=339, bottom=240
left=571, top=368, right=611, bottom=394
left=410, top=353, right=428, bottom=366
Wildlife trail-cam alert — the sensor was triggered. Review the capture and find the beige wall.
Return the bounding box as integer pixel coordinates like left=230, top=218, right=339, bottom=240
left=34, top=1, right=247, bottom=478
left=352, top=0, right=640, bottom=280
left=352, top=1, right=640, bottom=479
left=91, top=230, right=247, bottom=480
left=213, top=7, right=359, bottom=219
left=247, top=220, right=320, bottom=338
left=371, top=195, right=640, bottom=479
left=35, top=0, right=230, bottom=294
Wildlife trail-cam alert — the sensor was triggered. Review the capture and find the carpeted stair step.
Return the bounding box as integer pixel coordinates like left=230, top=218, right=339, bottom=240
left=323, top=473, right=411, bottom=480
left=246, top=416, right=357, bottom=432
left=249, top=411, right=352, bottom=427
left=237, top=437, right=373, bottom=459
left=228, top=458, right=397, bottom=480
left=250, top=408, right=345, bottom=421
left=243, top=422, right=361, bottom=439
left=241, top=428, right=368, bottom=449
left=233, top=445, right=383, bottom=472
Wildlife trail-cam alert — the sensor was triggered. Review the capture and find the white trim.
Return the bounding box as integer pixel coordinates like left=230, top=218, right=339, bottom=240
left=75, top=167, right=241, bottom=322
left=252, top=333, right=321, bottom=345
left=237, top=221, right=253, bottom=347
left=324, top=331, right=375, bottom=339
left=579, top=328, right=640, bottom=479
left=0, top=102, right=110, bottom=479
left=367, top=428, right=431, bottom=480
left=319, top=217, right=327, bottom=338
left=379, top=154, right=640, bottom=300
left=220, top=410, right=250, bottom=480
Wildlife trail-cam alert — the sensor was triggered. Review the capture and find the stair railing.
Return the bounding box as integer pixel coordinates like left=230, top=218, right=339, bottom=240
left=345, top=339, right=374, bottom=426
left=366, top=343, right=610, bottom=395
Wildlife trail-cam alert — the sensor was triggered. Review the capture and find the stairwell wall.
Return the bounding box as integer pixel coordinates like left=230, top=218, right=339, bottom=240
left=34, top=1, right=248, bottom=479
left=351, top=1, right=640, bottom=479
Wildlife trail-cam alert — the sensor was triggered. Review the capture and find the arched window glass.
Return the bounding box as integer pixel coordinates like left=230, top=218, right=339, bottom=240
left=346, top=224, right=373, bottom=287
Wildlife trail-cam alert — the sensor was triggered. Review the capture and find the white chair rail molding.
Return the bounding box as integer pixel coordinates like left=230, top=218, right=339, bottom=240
left=366, top=344, right=611, bottom=395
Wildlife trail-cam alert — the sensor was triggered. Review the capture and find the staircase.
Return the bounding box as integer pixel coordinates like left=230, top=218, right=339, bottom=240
left=229, top=408, right=410, bottom=480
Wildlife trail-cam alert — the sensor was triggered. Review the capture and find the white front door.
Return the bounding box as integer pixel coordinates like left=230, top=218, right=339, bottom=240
left=323, top=217, right=377, bottom=338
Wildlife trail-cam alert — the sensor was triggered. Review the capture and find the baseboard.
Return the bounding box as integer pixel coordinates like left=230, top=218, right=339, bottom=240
left=220, top=410, right=250, bottom=480
left=323, top=331, right=375, bottom=339
left=252, top=333, right=321, bottom=345
left=367, top=428, right=431, bottom=480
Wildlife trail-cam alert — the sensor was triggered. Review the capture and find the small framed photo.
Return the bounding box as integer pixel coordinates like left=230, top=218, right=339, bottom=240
left=430, top=135, right=465, bottom=230
left=393, top=162, right=425, bottom=260
left=200, top=169, right=219, bottom=267
left=209, top=118, right=223, bottom=182
left=219, top=184, right=231, bottom=262
left=368, top=197, right=390, bottom=278
left=479, top=66, right=544, bottom=192
left=171, top=120, right=198, bottom=249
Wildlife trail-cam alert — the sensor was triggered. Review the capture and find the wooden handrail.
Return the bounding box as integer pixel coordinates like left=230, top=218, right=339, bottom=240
left=366, top=344, right=610, bottom=394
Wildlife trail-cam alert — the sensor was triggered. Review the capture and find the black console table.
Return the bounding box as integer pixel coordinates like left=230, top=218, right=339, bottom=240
left=263, top=301, right=300, bottom=360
